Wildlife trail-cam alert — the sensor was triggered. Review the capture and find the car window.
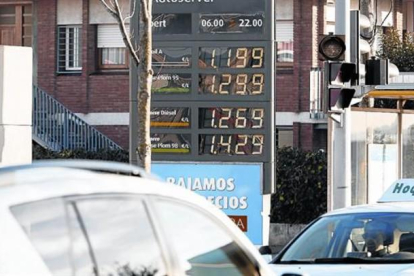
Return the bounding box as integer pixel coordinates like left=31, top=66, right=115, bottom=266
left=11, top=196, right=168, bottom=276
left=154, top=198, right=259, bottom=276
left=11, top=198, right=82, bottom=275
left=73, top=197, right=167, bottom=276
left=278, top=212, right=414, bottom=263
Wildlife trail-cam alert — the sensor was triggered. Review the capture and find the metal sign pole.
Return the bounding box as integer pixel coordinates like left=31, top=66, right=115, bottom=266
left=331, top=0, right=352, bottom=209
left=129, top=0, right=139, bottom=165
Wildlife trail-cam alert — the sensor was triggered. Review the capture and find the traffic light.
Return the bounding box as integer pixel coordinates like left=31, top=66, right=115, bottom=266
left=350, top=10, right=371, bottom=85
left=318, top=33, right=346, bottom=61
left=318, top=9, right=400, bottom=113
left=351, top=10, right=399, bottom=85
left=328, top=88, right=356, bottom=111
left=365, top=57, right=388, bottom=85
left=318, top=33, right=357, bottom=112
left=336, top=62, right=358, bottom=84
left=324, top=62, right=356, bottom=112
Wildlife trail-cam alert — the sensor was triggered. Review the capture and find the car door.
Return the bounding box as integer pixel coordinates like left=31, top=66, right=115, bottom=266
left=149, top=196, right=263, bottom=276
left=10, top=194, right=171, bottom=276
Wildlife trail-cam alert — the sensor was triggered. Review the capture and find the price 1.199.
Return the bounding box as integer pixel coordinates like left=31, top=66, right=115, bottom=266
left=199, top=47, right=264, bottom=69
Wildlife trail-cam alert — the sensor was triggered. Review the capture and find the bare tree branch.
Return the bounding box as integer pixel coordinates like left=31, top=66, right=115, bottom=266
left=99, top=0, right=140, bottom=65
left=99, top=0, right=116, bottom=15
left=100, top=0, right=153, bottom=170
left=124, top=0, right=136, bottom=22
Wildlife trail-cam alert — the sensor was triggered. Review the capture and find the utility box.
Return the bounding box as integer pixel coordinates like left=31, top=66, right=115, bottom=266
left=0, top=46, right=32, bottom=167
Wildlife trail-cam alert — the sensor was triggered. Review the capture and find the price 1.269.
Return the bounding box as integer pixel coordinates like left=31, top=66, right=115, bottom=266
left=200, top=107, right=264, bottom=129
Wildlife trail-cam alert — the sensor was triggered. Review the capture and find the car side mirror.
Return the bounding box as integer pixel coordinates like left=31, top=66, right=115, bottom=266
left=258, top=245, right=279, bottom=262
left=259, top=245, right=272, bottom=255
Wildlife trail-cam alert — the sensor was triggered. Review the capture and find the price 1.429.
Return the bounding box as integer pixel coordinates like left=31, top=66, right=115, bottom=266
left=199, top=134, right=264, bottom=155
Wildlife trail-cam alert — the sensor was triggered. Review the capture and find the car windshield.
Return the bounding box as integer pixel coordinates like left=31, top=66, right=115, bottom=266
left=277, top=212, right=414, bottom=264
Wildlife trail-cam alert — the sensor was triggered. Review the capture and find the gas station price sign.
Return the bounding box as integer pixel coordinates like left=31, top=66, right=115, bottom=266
left=199, top=47, right=264, bottom=68
left=150, top=0, right=275, bottom=196
left=199, top=13, right=265, bottom=34
left=199, top=107, right=264, bottom=129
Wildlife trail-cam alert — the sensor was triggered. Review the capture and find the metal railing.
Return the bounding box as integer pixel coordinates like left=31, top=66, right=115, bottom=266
left=33, top=86, right=122, bottom=151
left=310, top=67, right=326, bottom=120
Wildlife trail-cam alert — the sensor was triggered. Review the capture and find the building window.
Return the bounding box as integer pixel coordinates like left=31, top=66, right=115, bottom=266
left=277, top=128, right=294, bottom=148
left=0, top=4, right=32, bottom=47
left=276, top=0, right=294, bottom=66
left=97, top=25, right=128, bottom=70
left=99, top=47, right=128, bottom=69
left=57, top=26, right=82, bottom=72
left=276, top=38, right=293, bottom=64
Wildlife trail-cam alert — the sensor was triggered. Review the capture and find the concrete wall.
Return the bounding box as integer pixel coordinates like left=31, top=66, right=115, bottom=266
left=269, top=223, right=307, bottom=253
left=0, top=46, right=33, bottom=167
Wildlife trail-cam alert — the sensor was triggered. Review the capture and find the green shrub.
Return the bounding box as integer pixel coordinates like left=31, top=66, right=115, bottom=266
left=271, top=147, right=327, bottom=224
left=377, top=28, right=414, bottom=72
left=33, top=144, right=129, bottom=162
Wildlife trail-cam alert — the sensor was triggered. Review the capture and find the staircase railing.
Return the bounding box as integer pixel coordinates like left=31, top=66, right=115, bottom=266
left=33, top=86, right=123, bottom=151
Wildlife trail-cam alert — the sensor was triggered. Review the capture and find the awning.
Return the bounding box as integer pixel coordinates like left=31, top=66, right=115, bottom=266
left=366, top=90, right=414, bottom=99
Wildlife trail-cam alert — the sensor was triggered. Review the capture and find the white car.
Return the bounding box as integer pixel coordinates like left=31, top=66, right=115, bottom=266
left=0, top=160, right=274, bottom=276
left=270, top=179, right=414, bottom=276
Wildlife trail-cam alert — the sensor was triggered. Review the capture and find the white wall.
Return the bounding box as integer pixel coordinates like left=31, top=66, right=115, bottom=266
left=57, top=0, right=82, bottom=25
left=0, top=46, right=33, bottom=167
left=276, top=0, right=293, bottom=20
left=90, top=0, right=130, bottom=24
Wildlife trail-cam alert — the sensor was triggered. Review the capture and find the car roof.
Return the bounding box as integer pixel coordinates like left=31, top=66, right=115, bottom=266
left=0, top=160, right=206, bottom=208
left=323, top=202, right=414, bottom=217
left=0, top=159, right=158, bottom=181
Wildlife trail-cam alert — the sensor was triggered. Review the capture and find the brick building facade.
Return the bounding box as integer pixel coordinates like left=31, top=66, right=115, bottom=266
left=0, top=0, right=406, bottom=151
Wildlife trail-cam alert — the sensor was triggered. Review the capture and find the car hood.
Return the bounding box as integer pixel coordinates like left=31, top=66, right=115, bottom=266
left=270, top=263, right=414, bottom=276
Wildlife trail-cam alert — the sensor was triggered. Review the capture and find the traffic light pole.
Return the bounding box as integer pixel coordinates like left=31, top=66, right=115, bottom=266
left=328, top=0, right=352, bottom=210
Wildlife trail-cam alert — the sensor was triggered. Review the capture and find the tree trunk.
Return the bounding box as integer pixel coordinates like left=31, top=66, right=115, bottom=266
left=136, top=0, right=152, bottom=172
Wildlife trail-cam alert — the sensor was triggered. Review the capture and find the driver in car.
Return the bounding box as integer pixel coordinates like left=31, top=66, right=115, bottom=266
left=363, top=220, right=392, bottom=257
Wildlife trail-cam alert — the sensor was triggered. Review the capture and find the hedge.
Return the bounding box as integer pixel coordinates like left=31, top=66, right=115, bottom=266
left=377, top=28, right=414, bottom=72
left=33, top=144, right=129, bottom=162
left=33, top=144, right=327, bottom=224
left=270, top=147, right=327, bottom=224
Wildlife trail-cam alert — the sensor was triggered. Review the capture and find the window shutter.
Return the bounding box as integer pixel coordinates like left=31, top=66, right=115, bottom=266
left=276, top=21, right=293, bottom=42
left=97, top=25, right=129, bottom=48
